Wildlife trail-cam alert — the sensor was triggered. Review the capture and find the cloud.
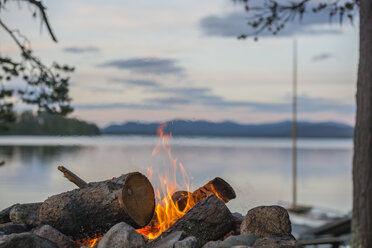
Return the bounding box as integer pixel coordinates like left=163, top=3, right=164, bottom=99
left=87, top=87, right=124, bottom=93
left=311, top=53, right=332, bottom=62
left=74, top=92, right=354, bottom=114
left=98, top=58, right=184, bottom=75
left=147, top=86, right=355, bottom=114
left=199, top=9, right=342, bottom=38
left=109, top=78, right=159, bottom=87
left=74, top=81, right=354, bottom=114
left=146, top=97, right=191, bottom=105
left=74, top=103, right=161, bottom=110
left=63, top=46, right=100, bottom=53
left=295, top=95, right=354, bottom=114
left=151, top=87, right=211, bottom=96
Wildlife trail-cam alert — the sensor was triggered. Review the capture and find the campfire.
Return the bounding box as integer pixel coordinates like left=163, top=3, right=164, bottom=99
left=0, top=123, right=300, bottom=248
left=136, top=123, right=235, bottom=241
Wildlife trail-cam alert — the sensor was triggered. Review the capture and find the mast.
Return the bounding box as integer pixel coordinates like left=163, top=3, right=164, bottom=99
left=292, top=39, right=298, bottom=208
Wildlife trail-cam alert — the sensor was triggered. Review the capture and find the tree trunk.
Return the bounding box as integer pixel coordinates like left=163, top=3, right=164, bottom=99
left=148, top=195, right=234, bottom=248
left=39, top=172, right=155, bottom=239
left=352, top=1, right=372, bottom=247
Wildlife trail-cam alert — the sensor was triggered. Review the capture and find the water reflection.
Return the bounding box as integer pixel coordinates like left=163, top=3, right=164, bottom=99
left=0, top=136, right=352, bottom=214
left=0, top=146, right=81, bottom=166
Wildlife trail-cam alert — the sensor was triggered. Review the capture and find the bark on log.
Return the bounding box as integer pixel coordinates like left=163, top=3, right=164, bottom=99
left=57, top=166, right=88, bottom=188
left=39, top=172, right=155, bottom=239
left=9, top=203, right=42, bottom=227
left=149, top=194, right=234, bottom=248
left=0, top=204, right=18, bottom=224
left=172, top=177, right=236, bottom=211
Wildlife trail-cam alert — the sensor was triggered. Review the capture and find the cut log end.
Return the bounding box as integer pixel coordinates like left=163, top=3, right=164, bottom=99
left=40, top=172, right=155, bottom=238
left=209, top=177, right=236, bottom=202
left=121, top=172, right=155, bottom=228
left=172, top=177, right=236, bottom=212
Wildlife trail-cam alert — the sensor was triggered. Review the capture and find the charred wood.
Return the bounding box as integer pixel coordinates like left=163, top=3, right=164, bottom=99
left=149, top=195, right=234, bottom=248
left=172, top=177, right=236, bottom=211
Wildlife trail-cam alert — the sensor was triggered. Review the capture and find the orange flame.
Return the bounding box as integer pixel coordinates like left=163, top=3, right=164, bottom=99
left=136, top=123, right=198, bottom=239
left=136, top=123, right=225, bottom=240
left=86, top=238, right=100, bottom=247
left=75, top=236, right=102, bottom=247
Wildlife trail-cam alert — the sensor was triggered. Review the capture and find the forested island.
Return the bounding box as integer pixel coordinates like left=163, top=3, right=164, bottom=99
left=0, top=112, right=100, bottom=136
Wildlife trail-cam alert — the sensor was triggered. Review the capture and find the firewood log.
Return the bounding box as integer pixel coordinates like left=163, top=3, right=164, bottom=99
left=57, top=166, right=88, bottom=188
left=172, top=177, right=236, bottom=211
left=9, top=203, right=42, bottom=227
left=0, top=204, right=18, bottom=224
left=149, top=194, right=234, bottom=248
left=39, top=172, right=155, bottom=239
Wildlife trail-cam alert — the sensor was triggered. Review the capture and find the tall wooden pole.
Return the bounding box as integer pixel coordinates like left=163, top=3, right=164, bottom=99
left=292, top=39, right=297, bottom=208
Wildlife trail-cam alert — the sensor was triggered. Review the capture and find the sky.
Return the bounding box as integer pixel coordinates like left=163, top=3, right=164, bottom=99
left=1, top=0, right=359, bottom=127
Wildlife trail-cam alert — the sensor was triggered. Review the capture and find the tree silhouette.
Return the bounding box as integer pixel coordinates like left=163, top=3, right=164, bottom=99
left=0, top=0, right=74, bottom=129
left=237, top=0, right=370, bottom=247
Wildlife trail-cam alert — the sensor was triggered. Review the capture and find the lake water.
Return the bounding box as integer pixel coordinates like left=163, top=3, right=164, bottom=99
left=0, top=135, right=353, bottom=215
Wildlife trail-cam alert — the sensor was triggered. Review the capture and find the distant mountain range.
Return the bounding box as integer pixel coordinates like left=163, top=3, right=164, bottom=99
left=102, top=120, right=354, bottom=138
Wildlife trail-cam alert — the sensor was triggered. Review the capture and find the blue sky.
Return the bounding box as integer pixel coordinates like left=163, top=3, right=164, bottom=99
left=1, top=0, right=358, bottom=126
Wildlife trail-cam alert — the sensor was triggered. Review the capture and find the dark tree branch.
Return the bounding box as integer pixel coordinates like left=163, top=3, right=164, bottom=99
left=18, top=0, right=58, bottom=42
left=236, top=0, right=359, bottom=40
left=0, top=18, right=55, bottom=78
left=0, top=18, right=25, bottom=49
left=0, top=0, right=58, bottom=42
left=0, top=0, right=74, bottom=128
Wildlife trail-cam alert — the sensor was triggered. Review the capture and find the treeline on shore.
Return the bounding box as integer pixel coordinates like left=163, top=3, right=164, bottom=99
left=0, top=111, right=100, bottom=136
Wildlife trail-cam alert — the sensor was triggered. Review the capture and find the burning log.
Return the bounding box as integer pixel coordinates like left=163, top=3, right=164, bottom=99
left=138, top=177, right=236, bottom=239
left=172, top=177, right=236, bottom=211
left=39, top=171, right=155, bottom=239
left=148, top=194, right=234, bottom=248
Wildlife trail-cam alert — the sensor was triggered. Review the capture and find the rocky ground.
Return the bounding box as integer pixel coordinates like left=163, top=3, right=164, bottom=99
left=0, top=204, right=301, bottom=248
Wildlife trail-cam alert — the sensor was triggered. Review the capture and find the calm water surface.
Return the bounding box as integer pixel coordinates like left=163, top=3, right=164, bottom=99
left=0, top=135, right=353, bottom=214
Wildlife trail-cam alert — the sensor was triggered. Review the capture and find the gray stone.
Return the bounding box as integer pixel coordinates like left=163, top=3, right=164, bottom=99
left=230, top=246, right=250, bottom=248
left=232, top=213, right=244, bottom=235
left=174, top=236, right=198, bottom=248
left=253, top=236, right=300, bottom=248
left=32, top=225, right=74, bottom=248
left=9, top=203, right=42, bottom=227
left=0, top=232, right=58, bottom=248
left=97, top=222, right=145, bottom=248
left=232, top=213, right=244, bottom=221
left=240, top=206, right=291, bottom=238
left=218, top=234, right=258, bottom=248
left=148, top=231, right=185, bottom=248
left=0, top=223, right=28, bottom=235
left=202, top=241, right=222, bottom=248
